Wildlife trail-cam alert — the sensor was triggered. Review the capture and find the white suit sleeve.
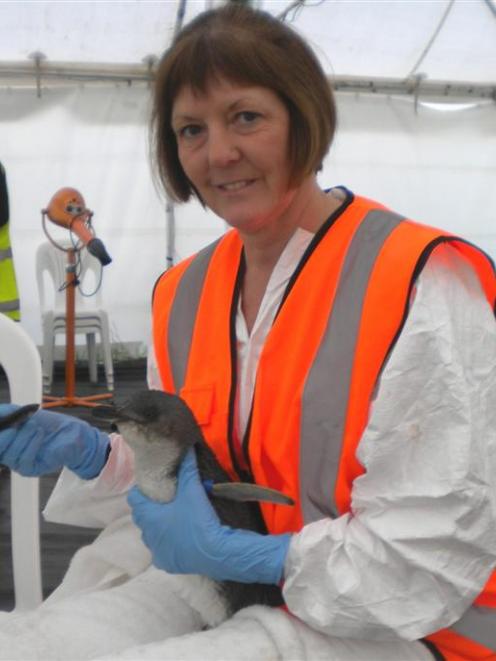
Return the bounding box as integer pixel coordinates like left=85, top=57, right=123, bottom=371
left=282, top=244, right=496, bottom=641
left=42, top=433, right=136, bottom=527
left=43, top=344, right=164, bottom=528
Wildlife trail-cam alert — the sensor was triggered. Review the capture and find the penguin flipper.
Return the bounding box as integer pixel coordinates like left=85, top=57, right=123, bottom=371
left=210, top=482, right=294, bottom=506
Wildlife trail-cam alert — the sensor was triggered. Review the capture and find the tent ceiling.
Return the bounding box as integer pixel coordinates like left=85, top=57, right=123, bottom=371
left=285, top=0, right=496, bottom=82
left=1, top=1, right=495, bottom=351
left=0, top=0, right=495, bottom=100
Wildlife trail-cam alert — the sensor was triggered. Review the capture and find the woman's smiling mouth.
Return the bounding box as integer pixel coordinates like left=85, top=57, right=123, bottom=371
left=215, top=179, right=256, bottom=193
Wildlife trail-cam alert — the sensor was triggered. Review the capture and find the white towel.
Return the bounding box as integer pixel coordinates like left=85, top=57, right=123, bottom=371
left=95, top=605, right=433, bottom=661
left=0, top=514, right=430, bottom=660
left=0, top=571, right=431, bottom=661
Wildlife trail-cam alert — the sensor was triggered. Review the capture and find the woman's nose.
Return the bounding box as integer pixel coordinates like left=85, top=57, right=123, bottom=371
left=206, top=127, right=241, bottom=168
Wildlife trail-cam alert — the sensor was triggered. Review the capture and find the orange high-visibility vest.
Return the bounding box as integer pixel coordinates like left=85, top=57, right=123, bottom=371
left=153, top=193, right=496, bottom=660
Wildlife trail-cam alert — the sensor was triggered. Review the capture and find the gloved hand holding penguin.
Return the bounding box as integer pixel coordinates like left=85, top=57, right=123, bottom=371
left=0, top=390, right=293, bottom=618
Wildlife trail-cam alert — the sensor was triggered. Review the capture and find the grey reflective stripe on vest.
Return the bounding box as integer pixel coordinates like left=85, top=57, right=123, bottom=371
left=451, top=605, right=496, bottom=651
left=168, top=239, right=221, bottom=393
left=0, top=299, right=20, bottom=312
left=300, top=209, right=404, bottom=523
left=0, top=247, right=12, bottom=261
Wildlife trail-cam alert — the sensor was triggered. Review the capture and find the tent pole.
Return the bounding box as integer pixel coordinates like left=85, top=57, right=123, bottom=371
left=164, top=0, right=188, bottom=269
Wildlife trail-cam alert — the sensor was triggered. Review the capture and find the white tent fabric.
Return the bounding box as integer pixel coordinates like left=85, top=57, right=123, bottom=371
left=2, top=1, right=496, bottom=82
left=288, top=0, right=496, bottom=82
left=0, top=0, right=495, bottom=357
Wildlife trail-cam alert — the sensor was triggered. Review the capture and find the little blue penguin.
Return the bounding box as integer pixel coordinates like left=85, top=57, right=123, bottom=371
left=94, top=389, right=293, bottom=617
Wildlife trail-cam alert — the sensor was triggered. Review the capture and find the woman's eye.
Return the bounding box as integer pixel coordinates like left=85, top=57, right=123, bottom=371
left=178, top=124, right=203, bottom=139
left=235, top=111, right=260, bottom=126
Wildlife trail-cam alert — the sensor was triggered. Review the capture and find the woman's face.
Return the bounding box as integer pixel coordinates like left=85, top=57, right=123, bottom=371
left=171, top=78, right=293, bottom=234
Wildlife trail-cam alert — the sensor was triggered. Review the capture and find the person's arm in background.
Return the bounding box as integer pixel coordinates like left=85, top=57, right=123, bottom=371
left=282, top=243, right=496, bottom=641
left=0, top=162, right=9, bottom=229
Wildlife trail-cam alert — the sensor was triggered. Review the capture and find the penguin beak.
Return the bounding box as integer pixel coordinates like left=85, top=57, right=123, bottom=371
left=0, top=403, right=39, bottom=431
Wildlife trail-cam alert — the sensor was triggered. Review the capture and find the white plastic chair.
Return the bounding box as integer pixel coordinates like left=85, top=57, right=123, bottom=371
left=35, top=241, right=114, bottom=394
left=0, top=313, right=43, bottom=611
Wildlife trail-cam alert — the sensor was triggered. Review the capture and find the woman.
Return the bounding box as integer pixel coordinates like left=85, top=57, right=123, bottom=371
left=1, top=5, right=496, bottom=660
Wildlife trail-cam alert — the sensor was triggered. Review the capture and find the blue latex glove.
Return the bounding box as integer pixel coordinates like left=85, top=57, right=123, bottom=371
left=128, top=449, right=291, bottom=584
left=0, top=404, right=110, bottom=479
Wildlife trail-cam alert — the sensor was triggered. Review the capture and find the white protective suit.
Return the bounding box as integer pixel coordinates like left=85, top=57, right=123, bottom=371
left=0, top=237, right=495, bottom=661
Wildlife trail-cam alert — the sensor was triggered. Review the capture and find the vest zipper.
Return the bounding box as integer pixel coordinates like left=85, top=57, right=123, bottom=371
left=227, top=253, right=253, bottom=483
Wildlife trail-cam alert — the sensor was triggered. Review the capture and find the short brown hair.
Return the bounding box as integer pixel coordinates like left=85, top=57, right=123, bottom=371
left=151, top=3, right=337, bottom=203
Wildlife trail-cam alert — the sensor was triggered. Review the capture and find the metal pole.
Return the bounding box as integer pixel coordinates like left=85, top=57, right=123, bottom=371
left=165, top=0, right=188, bottom=268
